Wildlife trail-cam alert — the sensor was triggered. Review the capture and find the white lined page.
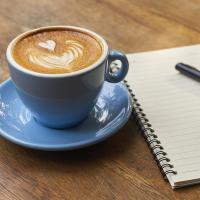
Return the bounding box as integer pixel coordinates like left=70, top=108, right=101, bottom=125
left=127, top=44, right=200, bottom=188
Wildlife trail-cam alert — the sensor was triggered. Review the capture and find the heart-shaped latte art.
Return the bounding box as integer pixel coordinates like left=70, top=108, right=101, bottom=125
left=38, top=40, right=56, bottom=51
left=28, top=40, right=84, bottom=69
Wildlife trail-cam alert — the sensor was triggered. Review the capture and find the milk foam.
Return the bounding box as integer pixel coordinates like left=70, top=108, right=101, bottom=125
left=28, top=40, right=84, bottom=69
left=38, top=40, right=56, bottom=51
left=13, top=29, right=102, bottom=74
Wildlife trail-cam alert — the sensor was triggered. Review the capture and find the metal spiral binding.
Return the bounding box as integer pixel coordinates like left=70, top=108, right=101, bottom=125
left=123, top=80, right=177, bottom=178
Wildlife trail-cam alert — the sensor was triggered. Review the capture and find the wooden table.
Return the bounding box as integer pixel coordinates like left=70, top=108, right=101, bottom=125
left=0, top=0, right=200, bottom=199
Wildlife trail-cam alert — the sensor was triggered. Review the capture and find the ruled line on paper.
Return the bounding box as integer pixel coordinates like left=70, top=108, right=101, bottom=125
left=126, top=45, right=200, bottom=186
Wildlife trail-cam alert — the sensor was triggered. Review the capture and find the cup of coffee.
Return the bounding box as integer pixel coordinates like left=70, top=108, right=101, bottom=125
left=6, top=26, right=129, bottom=128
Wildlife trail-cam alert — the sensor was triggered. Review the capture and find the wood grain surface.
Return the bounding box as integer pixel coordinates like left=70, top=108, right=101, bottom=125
left=0, top=0, right=200, bottom=199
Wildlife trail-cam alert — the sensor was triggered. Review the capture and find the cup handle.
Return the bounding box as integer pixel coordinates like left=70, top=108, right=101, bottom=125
left=105, top=50, right=129, bottom=83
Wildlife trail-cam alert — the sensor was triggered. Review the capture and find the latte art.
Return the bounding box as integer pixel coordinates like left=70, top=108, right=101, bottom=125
left=28, top=40, right=84, bottom=69
left=13, top=29, right=102, bottom=74
left=38, top=40, right=56, bottom=51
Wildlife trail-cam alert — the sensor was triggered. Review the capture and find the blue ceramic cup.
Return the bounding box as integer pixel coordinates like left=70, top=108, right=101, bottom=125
left=6, top=26, right=129, bottom=128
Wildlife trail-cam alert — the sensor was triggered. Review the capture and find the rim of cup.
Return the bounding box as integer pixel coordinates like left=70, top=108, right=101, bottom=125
left=6, top=25, right=109, bottom=78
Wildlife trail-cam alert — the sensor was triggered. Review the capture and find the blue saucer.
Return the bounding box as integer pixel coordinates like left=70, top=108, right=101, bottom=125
left=0, top=79, right=132, bottom=151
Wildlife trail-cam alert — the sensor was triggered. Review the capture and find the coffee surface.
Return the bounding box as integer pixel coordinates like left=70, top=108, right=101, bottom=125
left=13, top=29, right=102, bottom=74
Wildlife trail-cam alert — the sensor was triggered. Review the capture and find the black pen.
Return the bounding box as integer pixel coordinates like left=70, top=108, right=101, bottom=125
left=175, top=63, right=200, bottom=81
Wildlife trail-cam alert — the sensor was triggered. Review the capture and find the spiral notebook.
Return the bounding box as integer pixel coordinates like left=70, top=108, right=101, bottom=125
left=125, top=44, right=200, bottom=189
